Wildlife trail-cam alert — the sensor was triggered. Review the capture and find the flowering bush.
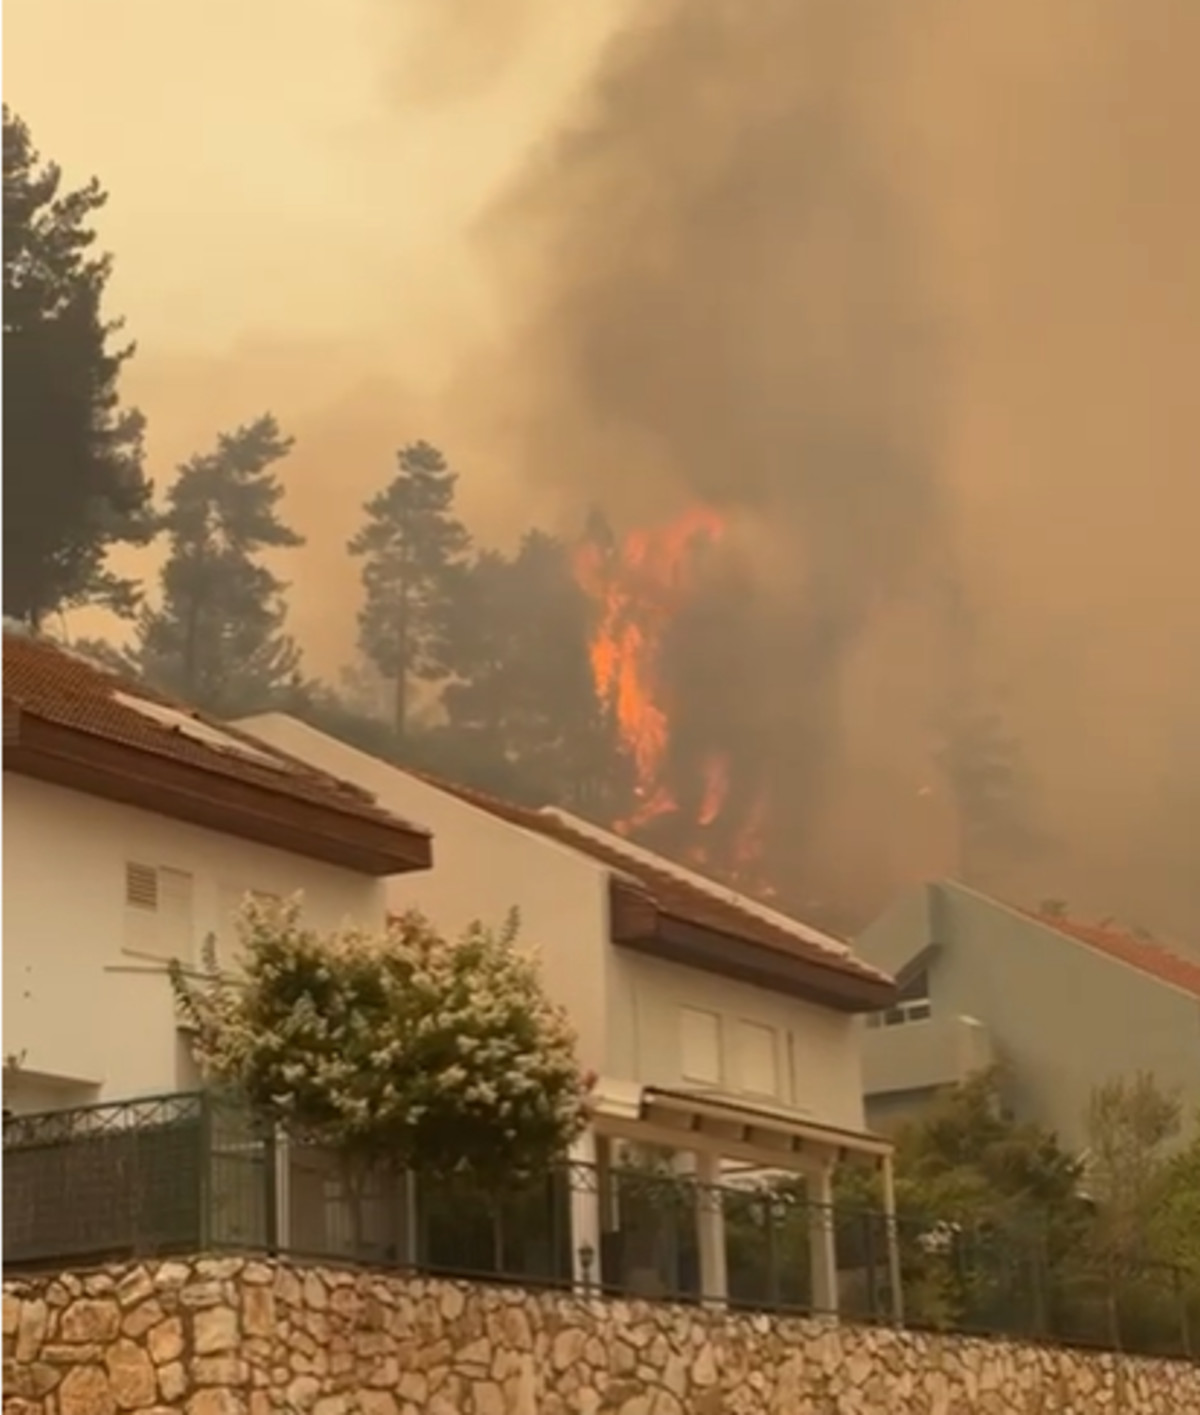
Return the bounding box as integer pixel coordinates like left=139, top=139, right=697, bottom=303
left=171, top=896, right=588, bottom=1181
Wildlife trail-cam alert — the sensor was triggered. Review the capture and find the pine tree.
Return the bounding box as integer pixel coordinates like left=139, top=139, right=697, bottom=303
left=137, top=416, right=303, bottom=713
left=934, top=586, right=1042, bottom=885
left=3, top=107, right=152, bottom=627
left=348, top=441, right=471, bottom=738
left=443, top=530, right=616, bottom=808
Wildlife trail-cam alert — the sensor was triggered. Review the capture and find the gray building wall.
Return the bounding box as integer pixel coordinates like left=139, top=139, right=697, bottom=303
left=856, top=881, right=1200, bottom=1152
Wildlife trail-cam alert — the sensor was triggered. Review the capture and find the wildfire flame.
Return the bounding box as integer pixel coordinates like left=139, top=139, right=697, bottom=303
left=575, top=505, right=777, bottom=898
left=575, top=506, right=725, bottom=828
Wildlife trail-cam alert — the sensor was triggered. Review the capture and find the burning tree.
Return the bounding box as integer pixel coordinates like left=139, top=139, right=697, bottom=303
left=573, top=505, right=778, bottom=897
left=443, top=529, right=619, bottom=814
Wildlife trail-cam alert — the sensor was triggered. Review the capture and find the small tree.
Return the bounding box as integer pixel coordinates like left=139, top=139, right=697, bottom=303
left=1085, top=1073, right=1182, bottom=1262
left=348, top=440, right=471, bottom=738
left=1153, top=1123, right=1200, bottom=1279
left=171, top=897, right=587, bottom=1190
left=884, top=1069, right=1087, bottom=1330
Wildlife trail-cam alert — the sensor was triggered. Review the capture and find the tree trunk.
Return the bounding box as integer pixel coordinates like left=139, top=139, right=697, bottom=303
left=184, top=596, right=202, bottom=699
left=394, top=509, right=411, bottom=740
left=394, top=664, right=407, bottom=741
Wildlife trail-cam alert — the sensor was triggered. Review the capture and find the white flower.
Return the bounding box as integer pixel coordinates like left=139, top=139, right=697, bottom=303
left=171, top=899, right=587, bottom=1179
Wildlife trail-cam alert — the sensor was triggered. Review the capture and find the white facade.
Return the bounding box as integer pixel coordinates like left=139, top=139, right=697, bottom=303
left=3, top=773, right=388, bottom=1111
left=238, top=715, right=868, bottom=1133
left=611, top=953, right=867, bottom=1132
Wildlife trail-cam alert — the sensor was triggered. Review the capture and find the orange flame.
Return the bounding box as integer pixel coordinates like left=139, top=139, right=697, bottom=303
left=576, top=506, right=725, bottom=822
left=698, top=752, right=731, bottom=827
left=729, top=784, right=775, bottom=896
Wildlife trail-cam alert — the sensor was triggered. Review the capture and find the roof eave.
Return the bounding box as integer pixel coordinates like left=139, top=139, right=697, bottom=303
left=5, top=713, right=432, bottom=878
left=608, top=877, right=896, bottom=1014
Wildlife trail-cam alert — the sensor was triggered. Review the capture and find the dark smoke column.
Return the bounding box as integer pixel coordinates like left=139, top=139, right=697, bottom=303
left=482, top=0, right=949, bottom=918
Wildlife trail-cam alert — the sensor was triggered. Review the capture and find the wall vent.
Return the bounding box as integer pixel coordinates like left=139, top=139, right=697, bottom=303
left=125, top=862, right=159, bottom=911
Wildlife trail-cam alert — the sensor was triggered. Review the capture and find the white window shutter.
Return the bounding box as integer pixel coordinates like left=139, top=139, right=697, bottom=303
left=679, top=1007, right=723, bottom=1086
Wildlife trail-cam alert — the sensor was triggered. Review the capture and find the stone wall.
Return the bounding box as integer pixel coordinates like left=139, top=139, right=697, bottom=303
left=3, top=1257, right=1196, bottom=1415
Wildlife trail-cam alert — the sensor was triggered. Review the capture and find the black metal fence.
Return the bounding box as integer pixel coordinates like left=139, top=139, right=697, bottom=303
left=4, top=1093, right=1196, bottom=1361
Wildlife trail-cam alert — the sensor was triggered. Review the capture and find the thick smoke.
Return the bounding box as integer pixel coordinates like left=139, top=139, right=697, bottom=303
left=473, top=0, right=953, bottom=912
left=463, top=0, right=1200, bottom=937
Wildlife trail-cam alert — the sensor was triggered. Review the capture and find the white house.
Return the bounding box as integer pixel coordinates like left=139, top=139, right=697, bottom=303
left=239, top=713, right=902, bottom=1313
left=2, top=631, right=432, bottom=1112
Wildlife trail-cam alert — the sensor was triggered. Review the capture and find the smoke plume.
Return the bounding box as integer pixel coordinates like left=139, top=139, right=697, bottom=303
left=468, top=0, right=953, bottom=913
left=456, top=0, right=1200, bottom=936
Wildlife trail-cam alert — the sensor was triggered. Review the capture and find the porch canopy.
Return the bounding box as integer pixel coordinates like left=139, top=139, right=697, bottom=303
left=571, top=1079, right=903, bottom=1320
left=592, top=1081, right=892, bottom=1168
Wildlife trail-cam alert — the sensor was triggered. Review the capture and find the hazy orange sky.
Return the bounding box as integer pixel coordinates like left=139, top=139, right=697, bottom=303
left=4, top=0, right=629, bottom=585
left=7, top=1, right=1200, bottom=933
left=5, top=1, right=621, bottom=356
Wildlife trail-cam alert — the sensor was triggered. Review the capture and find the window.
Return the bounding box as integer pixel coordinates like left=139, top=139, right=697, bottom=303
left=736, top=1022, right=779, bottom=1097
left=866, top=968, right=931, bottom=1029
left=123, top=862, right=194, bottom=962
left=679, top=1008, right=722, bottom=1086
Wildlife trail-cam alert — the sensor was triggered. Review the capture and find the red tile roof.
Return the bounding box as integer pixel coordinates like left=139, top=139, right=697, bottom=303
left=405, top=770, right=890, bottom=991
left=3, top=630, right=428, bottom=839
left=1031, top=911, right=1200, bottom=1001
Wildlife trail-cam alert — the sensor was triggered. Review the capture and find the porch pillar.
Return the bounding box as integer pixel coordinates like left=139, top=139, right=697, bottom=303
left=808, top=1160, right=839, bottom=1316
left=273, top=1129, right=291, bottom=1253
left=694, top=1149, right=728, bottom=1307
left=569, top=1127, right=603, bottom=1293
left=881, top=1152, right=905, bottom=1325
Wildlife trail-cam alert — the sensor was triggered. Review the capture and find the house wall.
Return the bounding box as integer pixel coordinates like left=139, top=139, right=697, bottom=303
left=2, top=773, right=386, bottom=1110
left=856, top=883, right=933, bottom=977
left=862, top=1013, right=994, bottom=1101
left=237, top=717, right=868, bottom=1128
left=606, top=951, right=867, bottom=1130
left=856, top=881, right=1200, bottom=1151
left=236, top=716, right=614, bottom=1077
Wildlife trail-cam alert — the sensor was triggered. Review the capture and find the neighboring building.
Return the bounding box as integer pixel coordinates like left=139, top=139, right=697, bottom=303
left=856, top=879, right=1200, bottom=1149
left=238, top=713, right=900, bottom=1311
left=2, top=631, right=432, bottom=1113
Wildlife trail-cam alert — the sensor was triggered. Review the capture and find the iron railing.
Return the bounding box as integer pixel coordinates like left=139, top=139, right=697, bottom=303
left=3, top=1093, right=1196, bottom=1361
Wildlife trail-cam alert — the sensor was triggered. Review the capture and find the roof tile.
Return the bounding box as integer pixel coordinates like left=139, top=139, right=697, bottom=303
left=4, top=631, right=427, bottom=837
left=1031, top=911, right=1200, bottom=1001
